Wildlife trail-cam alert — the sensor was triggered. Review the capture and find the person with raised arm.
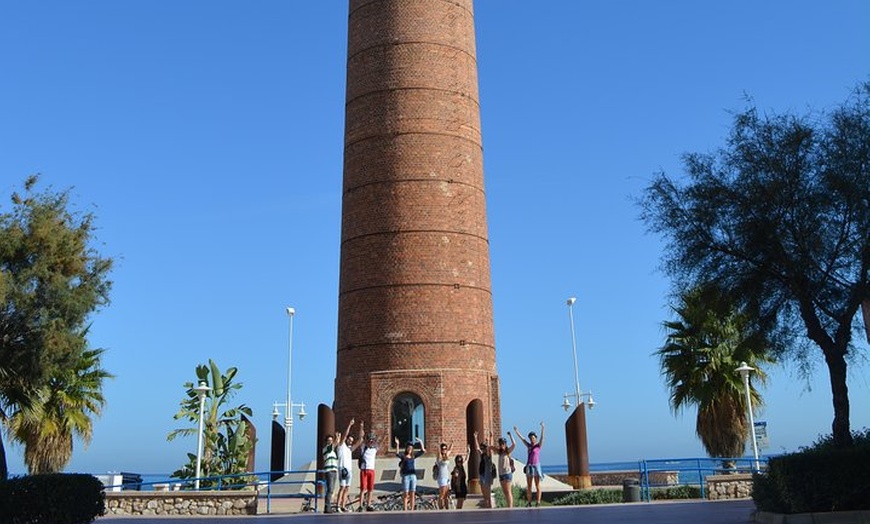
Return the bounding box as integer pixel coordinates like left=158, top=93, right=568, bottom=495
left=395, top=436, right=425, bottom=511
left=450, top=445, right=470, bottom=509
left=514, top=422, right=545, bottom=506
left=434, top=441, right=453, bottom=509
left=489, top=432, right=516, bottom=507
left=356, top=421, right=381, bottom=511
left=473, top=430, right=496, bottom=508
left=335, top=418, right=361, bottom=512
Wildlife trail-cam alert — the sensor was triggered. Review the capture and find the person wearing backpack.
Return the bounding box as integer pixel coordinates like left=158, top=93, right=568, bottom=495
left=490, top=432, right=517, bottom=507
left=473, top=431, right=496, bottom=508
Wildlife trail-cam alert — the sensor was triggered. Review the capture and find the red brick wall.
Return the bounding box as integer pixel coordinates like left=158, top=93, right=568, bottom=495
left=335, top=0, right=501, bottom=454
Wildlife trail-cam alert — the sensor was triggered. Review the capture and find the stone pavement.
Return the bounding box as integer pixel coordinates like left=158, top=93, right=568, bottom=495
left=101, top=499, right=758, bottom=523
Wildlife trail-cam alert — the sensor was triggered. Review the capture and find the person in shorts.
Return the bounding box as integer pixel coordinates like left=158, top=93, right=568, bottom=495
left=490, top=432, right=516, bottom=507
left=395, top=436, right=425, bottom=511
left=514, top=422, right=545, bottom=506
left=357, top=422, right=381, bottom=511
left=434, top=442, right=454, bottom=509
left=474, top=431, right=496, bottom=508
left=335, top=418, right=361, bottom=512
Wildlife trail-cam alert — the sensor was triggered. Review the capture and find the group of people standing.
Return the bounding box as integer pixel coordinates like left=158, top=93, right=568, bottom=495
left=321, top=419, right=545, bottom=513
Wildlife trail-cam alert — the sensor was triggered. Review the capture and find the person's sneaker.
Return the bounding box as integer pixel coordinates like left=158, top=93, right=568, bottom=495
left=366, top=505, right=374, bottom=512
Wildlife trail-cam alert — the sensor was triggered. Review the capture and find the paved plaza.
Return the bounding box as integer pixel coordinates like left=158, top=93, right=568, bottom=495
left=101, top=499, right=757, bottom=523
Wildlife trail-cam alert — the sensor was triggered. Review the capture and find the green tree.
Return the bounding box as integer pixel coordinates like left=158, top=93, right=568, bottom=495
left=7, top=347, right=112, bottom=474
left=0, top=175, right=113, bottom=479
left=657, top=285, right=773, bottom=461
left=641, top=81, right=870, bottom=448
left=168, top=360, right=254, bottom=487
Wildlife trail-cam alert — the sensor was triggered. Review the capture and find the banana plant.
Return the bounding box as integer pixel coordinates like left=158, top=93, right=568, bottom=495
left=168, top=359, right=255, bottom=486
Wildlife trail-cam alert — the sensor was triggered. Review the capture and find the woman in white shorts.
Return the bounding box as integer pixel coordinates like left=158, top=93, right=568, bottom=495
left=434, top=442, right=453, bottom=509
left=335, top=418, right=360, bottom=511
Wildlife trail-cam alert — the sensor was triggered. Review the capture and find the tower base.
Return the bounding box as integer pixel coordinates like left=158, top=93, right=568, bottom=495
left=567, top=474, right=593, bottom=489
left=468, top=478, right=481, bottom=495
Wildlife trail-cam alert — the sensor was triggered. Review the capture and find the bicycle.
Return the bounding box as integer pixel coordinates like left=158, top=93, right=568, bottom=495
left=339, top=495, right=365, bottom=513
left=415, top=493, right=440, bottom=510
left=371, top=492, right=403, bottom=511
left=299, top=491, right=317, bottom=513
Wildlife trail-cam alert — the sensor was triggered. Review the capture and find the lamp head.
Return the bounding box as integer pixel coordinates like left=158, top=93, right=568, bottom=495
left=561, top=393, right=572, bottom=412
left=586, top=393, right=596, bottom=409
left=193, top=381, right=211, bottom=399
left=272, top=403, right=280, bottom=420
left=286, top=307, right=295, bottom=317
left=736, top=361, right=754, bottom=377
left=567, top=297, right=576, bottom=306
left=297, top=404, right=307, bottom=421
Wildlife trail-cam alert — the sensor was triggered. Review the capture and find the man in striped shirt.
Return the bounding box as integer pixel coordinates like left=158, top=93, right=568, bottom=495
left=322, top=435, right=339, bottom=513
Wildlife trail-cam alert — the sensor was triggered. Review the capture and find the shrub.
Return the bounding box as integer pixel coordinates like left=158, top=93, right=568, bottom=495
left=752, top=428, right=870, bottom=513
left=552, top=488, right=623, bottom=505
left=492, top=484, right=526, bottom=507
left=651, top=485, right=701, bottom=500
left=0, top=473, right=105, bottom=524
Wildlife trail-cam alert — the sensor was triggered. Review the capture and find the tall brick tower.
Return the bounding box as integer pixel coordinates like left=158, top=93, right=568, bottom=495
left=334, top=0, right=500, bottom=456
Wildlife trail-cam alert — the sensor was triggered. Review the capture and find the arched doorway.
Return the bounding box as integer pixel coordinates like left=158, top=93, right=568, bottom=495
left=391, top=392, right=425, bottom=448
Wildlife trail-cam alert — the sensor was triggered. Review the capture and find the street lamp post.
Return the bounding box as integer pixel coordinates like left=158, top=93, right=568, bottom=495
left=564, top=297, right=596, bottom=410
left=567, top=297, right=581, bottom=403
left=275, top=306, right=306, bottom=472
left=563, top=297, right=593, bottom=489
left=736, top=362, right=760, bottom=471
left=193, top=381, right=211, bottom=490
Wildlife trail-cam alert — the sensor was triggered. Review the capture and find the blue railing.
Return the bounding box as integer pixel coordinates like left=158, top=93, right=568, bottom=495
left=638, top=457, right=767, bottom=501
left=102, top=470, right=325, bottom=514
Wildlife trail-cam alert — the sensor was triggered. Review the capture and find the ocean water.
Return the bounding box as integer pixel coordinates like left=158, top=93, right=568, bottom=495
left=543, top=457, right=765, bottom=485
left=542, top=461, right=642, bottom=475
left=20, top=456, right=763, bottom=490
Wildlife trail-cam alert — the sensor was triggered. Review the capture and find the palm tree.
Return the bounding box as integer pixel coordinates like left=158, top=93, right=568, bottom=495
left=0, top=373, right=34, bottom=479
left=7, top=348, right=112, bottom=474
left=657, top=285, right=773, bottom=461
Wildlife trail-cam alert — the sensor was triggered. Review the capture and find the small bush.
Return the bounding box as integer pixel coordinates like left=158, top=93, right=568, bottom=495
left=492, top=484, right=526, bottom=507
left=752, top=428, right=870, bottom=513
left=0, top=473, right=105, bottom=524
left=651, top=485, right=701, bottom=500
left=552, top=488, right=623, bottom=505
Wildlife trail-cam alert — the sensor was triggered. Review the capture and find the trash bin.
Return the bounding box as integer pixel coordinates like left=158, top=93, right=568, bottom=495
left=622, top=478, right=641, bottom=503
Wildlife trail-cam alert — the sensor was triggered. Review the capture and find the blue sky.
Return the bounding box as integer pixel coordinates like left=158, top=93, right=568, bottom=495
left=2, top=1, right=868, bottom=476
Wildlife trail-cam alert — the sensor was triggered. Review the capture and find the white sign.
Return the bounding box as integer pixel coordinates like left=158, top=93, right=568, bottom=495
left=754, top=421, right=769, bottom=449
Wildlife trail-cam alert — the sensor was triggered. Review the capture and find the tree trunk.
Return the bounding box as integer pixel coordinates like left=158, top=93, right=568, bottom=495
left=0, top=434, right=7, bottom=480
left=825, top=346, right=853, bottom=448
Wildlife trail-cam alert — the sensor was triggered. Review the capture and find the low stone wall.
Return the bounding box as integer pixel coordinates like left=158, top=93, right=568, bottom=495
left=705, top=473, right=753, bottom=500
left=550, top=470, right=678, bottom=487
left=593, top=470, right=678, bottom=487
left=104, top=491, right=258, bottom=516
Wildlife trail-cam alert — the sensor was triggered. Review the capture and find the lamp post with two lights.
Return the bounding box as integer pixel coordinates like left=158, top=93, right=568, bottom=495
left=563, top=297, right=594, bottom=489
left=273, top=306, right=307, bottom=473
